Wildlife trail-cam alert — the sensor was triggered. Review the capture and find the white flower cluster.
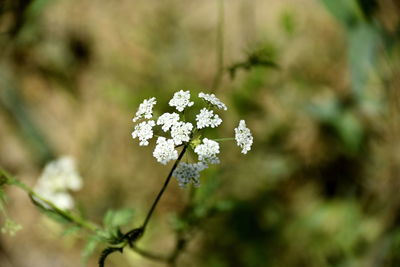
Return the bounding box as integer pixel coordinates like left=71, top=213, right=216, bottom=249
left=34, top=156, right=82, bottom=210
left=171, top=122, right=193, bottom=145
left=131, top=90, right=253, bottom=187
left=196, top=108, right=222, bottom=129
left=169, top=90, right=194, bottom=112
left=194, top=138, right=221, bottom=164
left=131, top=120, right=155, bottom=146
left=199, top=92, right=227, bottom=110
left=172, top=162, right=207, bottom=187
left=132, top=97, right=157, bottom=122
left=157, top=112, right=180, bottom=132
left=234, top=120, right=253, bottom=154
left=153, top=137, right=178, bottom=165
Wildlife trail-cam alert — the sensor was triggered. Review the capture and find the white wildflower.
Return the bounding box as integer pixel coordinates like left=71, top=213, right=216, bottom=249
left=173, top=162, right=207, bottom=188
left=171, top=121, right=193, bottom=145
left=196, top=108, right=222, bottom=129
left=153, top=137, right=178, bottom=165
left=234, top=120, right=253, bottom=154
left=132, top=97, right=157, bottom=122
left=157, top=112, right=180, bottom=132
left=34, top=156, right=82, bottom=210
left=194, top=138, right=220, bottom=164
left=132, top=120, right=155, bottom=146
left=169, top=90, right=194, bottom=112
left=199, top=92, right=227, bottom=110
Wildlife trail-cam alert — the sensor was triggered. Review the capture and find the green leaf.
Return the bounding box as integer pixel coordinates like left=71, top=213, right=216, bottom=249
left=279, top=9, right=297, bottom=36
left=334, top=111, right=364, bottom=153
left=103, top=208, right=134, bottom=230
left=0, top=187, right=7, bottom=207
left=82, top=235, right=101, bottom=265
left=214, top=200, right=235, bottom=212
left=169, top=214, right=188, bottom=231
left=348, top=24, right=380, bottom=98
left=62, top=225, right=81, bottom=237
left=319, top=0, right=363, bottom=27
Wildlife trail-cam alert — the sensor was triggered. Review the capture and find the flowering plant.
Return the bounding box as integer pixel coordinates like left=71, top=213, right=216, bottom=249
left=131, top=90, right=253, bottom=187
left=0, top=90, right=253, bottom=266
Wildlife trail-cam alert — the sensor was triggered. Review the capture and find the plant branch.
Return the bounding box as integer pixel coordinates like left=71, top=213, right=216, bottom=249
left=131, top=245, right=169, bottom=262
left=211, top=0, right=225, bottom=93
left=0, top=168, right=99, bottom=232
left=212, top=137, right=234, bottom=142
left=98, top=145, right=188, bottom=266
left=141, top=145, right=188, bottom=231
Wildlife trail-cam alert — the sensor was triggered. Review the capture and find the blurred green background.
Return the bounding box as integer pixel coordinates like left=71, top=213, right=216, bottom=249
left=0, top=0, right=400, bottom=266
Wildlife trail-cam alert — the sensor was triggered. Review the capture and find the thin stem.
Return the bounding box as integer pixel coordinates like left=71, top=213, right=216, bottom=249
left=131, top=245, right=169, bottom=262
left=0, top=168, right=99, bottom=232
left=141, top=145, right=188, bottom=231
left=212, top=137, right=234, bottom=142
left=99, top=145, right=189, bottom=266
left=211, top=0, right=225, bottom=93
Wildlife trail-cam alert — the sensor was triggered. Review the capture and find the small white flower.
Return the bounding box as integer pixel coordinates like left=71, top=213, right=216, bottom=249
left=196, top=108, right=222, bottom=129
left=169, top=90, right=194, bottom=112
left=131, top=120, right=155, bottom=146
left=35, top=190, right=75, bottom=210
left=234, top=120, right=253, bottom=154
left=1, top=219, right=22, bottom=236
left=157, top=112, right=180, bottom=132
left=171, top=121, right=193, bottom=145
left=132, top=97, right=157, bottom=122
left=153, top=137, right=178, bottom=165
left=173, top=162, right=207, bottom=187
left=199, top=92, right=227, bottom=110
left=194, top=138, right=220, bottom=164
left=34, top=156, right=82, bottom=210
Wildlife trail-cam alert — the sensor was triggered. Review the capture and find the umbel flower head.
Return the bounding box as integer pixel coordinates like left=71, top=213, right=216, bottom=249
left=131, top=90, right=253, bottom=187
left=234, top=120, right=253, bottom=154
left=34, top=156, right=83, bottom=210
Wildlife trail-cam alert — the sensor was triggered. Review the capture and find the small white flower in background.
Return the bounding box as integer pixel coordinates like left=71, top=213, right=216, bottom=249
left=198, top=92, right=227, bottom=111
left=194, top=138, right=220, bottom=164
left=173, top=162, right=207, bottom=187
left=131, top=90, right=253, bottom=188
left=1, top=219, right=22, bottom=236
left=34, top=156, right=82, bottom=210
left=196, top=108, right=222, bottom=129
left=131, top=120, right=155, bottom=146
left=171, top=121, right=193, bottom=145
left=132, top=97, right=157, bottom=122
left=153, top=137, right=178, bottom=165
left=169, top=90, right=194, bottom=112
left=235, top=120, right=253, bottom=154
left=157, top=112, right=180, bottom=132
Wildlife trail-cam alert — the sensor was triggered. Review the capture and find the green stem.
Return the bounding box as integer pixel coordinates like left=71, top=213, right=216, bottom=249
left=131, top=245, right=169, bottom=262
left=0, top=168, right=99, bottom=232
left=211, top=0, right=225, bottom=93
left=212, top=137, right=234, bottom=142
left=141, top=145, right=188, bottom=231
left=98, top=145, right=189, bottom=266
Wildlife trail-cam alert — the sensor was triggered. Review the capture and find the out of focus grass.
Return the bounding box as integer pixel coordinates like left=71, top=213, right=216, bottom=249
left=0, top=0, right=399, bottom=266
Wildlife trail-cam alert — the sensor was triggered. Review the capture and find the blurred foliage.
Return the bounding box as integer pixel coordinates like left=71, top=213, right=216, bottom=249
left=0, top=0, right=400, bottom=267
